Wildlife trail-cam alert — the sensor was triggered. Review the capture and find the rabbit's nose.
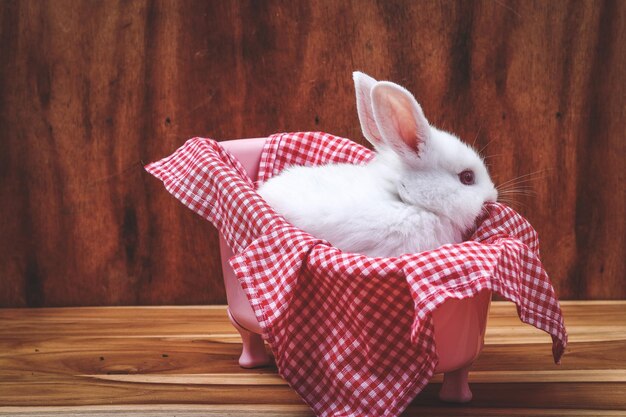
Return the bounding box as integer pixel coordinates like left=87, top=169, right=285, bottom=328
left=488, top=188, right=498, bottom=203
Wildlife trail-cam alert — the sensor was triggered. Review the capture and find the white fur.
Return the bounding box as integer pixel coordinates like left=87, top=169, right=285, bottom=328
left=257, top=72, right=498, bottom=257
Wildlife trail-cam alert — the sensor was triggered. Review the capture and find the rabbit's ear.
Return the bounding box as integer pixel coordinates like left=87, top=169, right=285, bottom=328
left=353, top=71, right=385, bottom=148
left=371, top=81, right=430, bottom=163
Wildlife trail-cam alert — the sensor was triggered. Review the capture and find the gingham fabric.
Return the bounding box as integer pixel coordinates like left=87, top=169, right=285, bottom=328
left=146, top=131, right=568, bottom=417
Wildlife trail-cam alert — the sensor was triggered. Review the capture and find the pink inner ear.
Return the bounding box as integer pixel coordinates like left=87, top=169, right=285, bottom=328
left=388, top=94, right=420, bottom=153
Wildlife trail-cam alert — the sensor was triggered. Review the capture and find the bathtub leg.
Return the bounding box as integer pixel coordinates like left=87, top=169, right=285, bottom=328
left=227, top=309, right=270, bottom=368
left=439, top=364, right=473, bottom=403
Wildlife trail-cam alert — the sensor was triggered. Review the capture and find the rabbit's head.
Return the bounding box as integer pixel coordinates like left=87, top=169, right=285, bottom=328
left=354, top=71, right=498, bottom=235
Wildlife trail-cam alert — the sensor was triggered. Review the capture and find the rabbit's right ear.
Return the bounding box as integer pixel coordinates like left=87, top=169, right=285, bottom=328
left=353, top=71, right=385, bottom=148
left=370, top=81, right=430, bottom=165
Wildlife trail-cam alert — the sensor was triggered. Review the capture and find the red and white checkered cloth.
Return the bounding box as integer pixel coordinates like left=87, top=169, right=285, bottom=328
left=146, top=131, right=567, bottom=417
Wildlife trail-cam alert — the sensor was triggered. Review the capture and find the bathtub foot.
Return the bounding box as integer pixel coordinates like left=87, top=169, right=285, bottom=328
left=439, top=365, right=473, bottom=403
left=227, top=309, right=270, bottom=368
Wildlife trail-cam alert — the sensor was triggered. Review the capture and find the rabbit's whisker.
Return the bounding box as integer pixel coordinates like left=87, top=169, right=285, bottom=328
left=498, top=188, right=536, bottom=194
left=483, top=153, right=504, bottom=160
left=500, top=202, right=529, bottom=210
left=497, top=187, right=536, bottom=194
left=499, top=192, right=536, bottom=198
left=497, top=184, right=535, bottom=191
left=497, top=197, right=529, bottom=210
left=498, top=184, right=537, bottom=191
left=496, top=170, right=547, bottom=189
left=471, top=124, right=484, bottom=148
left=499, top=188, right=536, bottom=193
left=478, top=137, right=496, bottom=155
left=498, top=169, right=546, bottom=183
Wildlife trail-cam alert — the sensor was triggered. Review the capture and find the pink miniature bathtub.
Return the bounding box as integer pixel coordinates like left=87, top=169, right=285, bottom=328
left=219, top=138, right=491, bottom=404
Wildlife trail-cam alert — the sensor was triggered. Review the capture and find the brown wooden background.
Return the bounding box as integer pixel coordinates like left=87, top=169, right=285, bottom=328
left=0, top=0, right=624, bottom=307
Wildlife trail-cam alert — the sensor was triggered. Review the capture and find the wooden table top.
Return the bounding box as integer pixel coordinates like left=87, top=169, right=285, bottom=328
left=0, top=301, right=624, bottom=416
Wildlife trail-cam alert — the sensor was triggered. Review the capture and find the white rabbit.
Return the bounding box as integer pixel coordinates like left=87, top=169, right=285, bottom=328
left=257, top=72, right=498, bottom=257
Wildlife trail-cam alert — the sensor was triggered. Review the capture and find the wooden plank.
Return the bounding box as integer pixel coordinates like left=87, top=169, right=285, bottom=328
left=0, top=379, right=624, bottom=410
left=2, top=404, right=626, bottom=417
left=475, top=340, right=626, bottom=371
left=81, top=369, right=626, bottom=385
left=1, top=301, right=623, bottom=340
left=81, top=373, right=287, bottom=385
left=0, top=404, right=314, bottom=417
left=405, top=408, right=626, bottom=417
left=411, top=383, right=626, bottom=410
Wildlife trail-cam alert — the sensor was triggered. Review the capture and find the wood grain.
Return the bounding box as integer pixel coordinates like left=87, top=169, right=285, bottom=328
left=2, top=405, right=626, bottom=417
left=0, top=1, right=624, bottom=306
left=0, top=302, right=625, bottom=416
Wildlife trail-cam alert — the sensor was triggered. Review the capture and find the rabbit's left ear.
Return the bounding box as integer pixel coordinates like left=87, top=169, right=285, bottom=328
left=353, top=71, right=385, bottom=149
left=371, top=81, right=430, bottom=163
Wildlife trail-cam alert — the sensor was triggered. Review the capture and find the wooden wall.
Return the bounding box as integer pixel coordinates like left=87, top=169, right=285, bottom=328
left=0, top=0, right=624, bottom=307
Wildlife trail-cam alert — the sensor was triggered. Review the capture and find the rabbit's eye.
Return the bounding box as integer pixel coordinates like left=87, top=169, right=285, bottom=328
left=459, top=170, right=475, bottom=185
